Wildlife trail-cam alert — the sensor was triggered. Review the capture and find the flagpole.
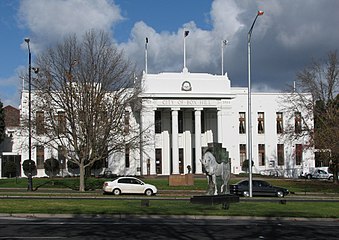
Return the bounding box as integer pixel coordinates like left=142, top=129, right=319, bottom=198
left=184, top=32, right=186, bottom=69
left=145, top=37, right=148, bottom=74
left=221, top=40, right=224, bottom=75
left=183, top=30, right=189, bottom=70
left=221, top=40, right=228, bottom=75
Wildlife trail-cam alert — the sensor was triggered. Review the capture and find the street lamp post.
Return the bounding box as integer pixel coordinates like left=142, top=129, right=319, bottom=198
left=247, top=10, right=264, bottom=197
left=24, top=38, right=33, bottom=191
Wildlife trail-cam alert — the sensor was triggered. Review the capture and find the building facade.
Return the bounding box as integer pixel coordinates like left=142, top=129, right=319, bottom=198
left=0, top=69, right=315, bottom=178
left=138, top=69, right=314, bottom=178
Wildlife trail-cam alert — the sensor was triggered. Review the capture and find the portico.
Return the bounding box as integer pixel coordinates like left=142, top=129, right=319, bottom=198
left=140, top=70, right=234, bottom=176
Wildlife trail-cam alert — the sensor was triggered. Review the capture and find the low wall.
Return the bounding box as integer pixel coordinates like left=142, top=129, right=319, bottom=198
left=168, top=174, right=194, bottom=186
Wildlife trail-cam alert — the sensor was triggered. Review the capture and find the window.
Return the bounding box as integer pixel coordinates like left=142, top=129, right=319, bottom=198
left=240, top=144, right=246, bottom=166
left=58, top=145, right=66, bottom=169
left=36, top=111, right=45, bottom=135
left=57, top=111, right=66, bottom=135
left=36, top=145, right=44, bottom=169
left=125, top=144, right=130, bottom=168
left=295, top=112, right=302, bottom=134
left=258, top=112, right=265, bottom=134
left=178, top=111, right=183, bottom=133
left=155, top=111, right=161, bottom=133
left=258, top=144, right=265, bottom=166
left=155, top=149, right=162, bottom=174
left=239, top=112, right=246, bottom=134
left=277, top=144, right=284, bottom=166
left=102, top=146, right=109, bottom=168
left=118, top=178, right=131, bottom=184
left=296, top=144, right=302, bottom=165
left=276, top=112, right=283, bottom=134
left=124, top=111, right=130, bottom=134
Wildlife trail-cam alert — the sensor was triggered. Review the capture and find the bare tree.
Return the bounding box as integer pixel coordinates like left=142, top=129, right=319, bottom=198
left=28, top=30, right=145, bottom=191
left=281, top=50, right=339, bottom=183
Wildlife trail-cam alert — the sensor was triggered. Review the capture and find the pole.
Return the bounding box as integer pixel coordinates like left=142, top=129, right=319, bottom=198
left=247, top=34, right=253, bottom=197
left=25, top=38, right=33, bottom=191
left=184, top=33, right=186, bottom=69
left=221, top=40, right=224, bottom=75
left=145, top=37, right=148, bottom=74
left=221, top=40, right=228, bottom=75
left=247, top=11, right=264, bottom=197
left=183, top=30, right=189, bottom=70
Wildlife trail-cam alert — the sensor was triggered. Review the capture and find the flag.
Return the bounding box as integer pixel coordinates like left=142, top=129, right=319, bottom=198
left=184, top=30, right=189, bottom=37
left=258, top=11, right=264, bottom=16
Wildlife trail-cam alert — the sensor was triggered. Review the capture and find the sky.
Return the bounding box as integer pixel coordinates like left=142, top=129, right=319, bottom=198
left=1, top=0, right=339, bottom=107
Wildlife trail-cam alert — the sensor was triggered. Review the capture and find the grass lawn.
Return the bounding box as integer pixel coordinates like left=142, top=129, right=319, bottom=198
left=1, top=176, right=339, bottom=193
left=0, top=176, right=338, bottom=218
left=0, top=199, right=338, bottom=218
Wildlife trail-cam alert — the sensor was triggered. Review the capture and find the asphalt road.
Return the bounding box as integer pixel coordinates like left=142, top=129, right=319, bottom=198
left=0, top=216, right=338, bottom=240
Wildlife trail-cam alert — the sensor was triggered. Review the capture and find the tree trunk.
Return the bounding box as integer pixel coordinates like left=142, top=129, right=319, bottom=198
left=79, top=162, right=85, bottom=192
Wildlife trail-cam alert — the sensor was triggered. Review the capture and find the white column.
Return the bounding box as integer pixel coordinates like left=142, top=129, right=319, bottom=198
left=171, top=108, right=179, bottom=174
left=140, top=106, right=156, bottom=176
left=195, top=108, right=203, bottom=174
left=217, top=109, right=223, bottom=143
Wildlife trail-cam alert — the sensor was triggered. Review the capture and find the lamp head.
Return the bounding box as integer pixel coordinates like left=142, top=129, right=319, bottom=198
left=24, top=38, right=30, bottom=43
left=32, top=67, right=39, bottom=74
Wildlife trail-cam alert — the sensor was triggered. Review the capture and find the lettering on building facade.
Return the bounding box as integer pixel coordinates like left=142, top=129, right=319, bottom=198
left=157, top=99, right=217, bottom=107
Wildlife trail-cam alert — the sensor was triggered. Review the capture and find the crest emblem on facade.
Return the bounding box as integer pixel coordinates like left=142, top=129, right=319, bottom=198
left=181, top=81, right=192, bottom=91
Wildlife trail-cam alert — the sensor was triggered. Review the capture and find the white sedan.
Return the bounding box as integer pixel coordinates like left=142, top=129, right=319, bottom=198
left=103, top=177, right=157, bottom=196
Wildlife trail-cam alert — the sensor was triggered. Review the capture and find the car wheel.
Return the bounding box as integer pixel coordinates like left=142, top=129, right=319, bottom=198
left=243, top=191, right=250, bottom=197
left=329, top=176, right=334, bottom=181
left=306, top=174, right=312, bottom=179
left=276, top=191, right=284, bottom=198
left=113, top=188, right=121, bottom=195
left=145, top=189, right=153, bottom=196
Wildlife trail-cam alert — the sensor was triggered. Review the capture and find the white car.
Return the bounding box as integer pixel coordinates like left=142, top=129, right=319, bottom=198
left=306, top=169, right=334, bottom=180
left=103, top=177, right=157, bottom=196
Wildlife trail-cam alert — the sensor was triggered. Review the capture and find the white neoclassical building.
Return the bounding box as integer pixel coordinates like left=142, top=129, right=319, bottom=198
left=0, top=68, right=315, bottom=178
left=136, top=68, right=314, bottom=178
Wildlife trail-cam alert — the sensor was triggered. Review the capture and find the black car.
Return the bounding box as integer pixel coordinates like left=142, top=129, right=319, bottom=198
left=230, top=180, right=289, bottom=197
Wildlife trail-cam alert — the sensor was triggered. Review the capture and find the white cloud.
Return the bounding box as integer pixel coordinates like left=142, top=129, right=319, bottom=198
left=210, top=0, right=245, bottom=38
left=0, top=66, right=26, bottom=106
left=18, top=0, right=123, bottom=52
left=118, top=0, right=247, bottom=74
left=16, top=0, right=339, bottom=93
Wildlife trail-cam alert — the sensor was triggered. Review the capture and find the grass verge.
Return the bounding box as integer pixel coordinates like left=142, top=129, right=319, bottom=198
left=0, top=199, right=338, bottom=218
left=1, top=177, right=339, bottom=193
left=1, top=177, right=338, bottom=218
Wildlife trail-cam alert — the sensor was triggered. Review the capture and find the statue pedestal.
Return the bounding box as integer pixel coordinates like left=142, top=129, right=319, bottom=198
left=190, top=194, right=239, bottom=209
